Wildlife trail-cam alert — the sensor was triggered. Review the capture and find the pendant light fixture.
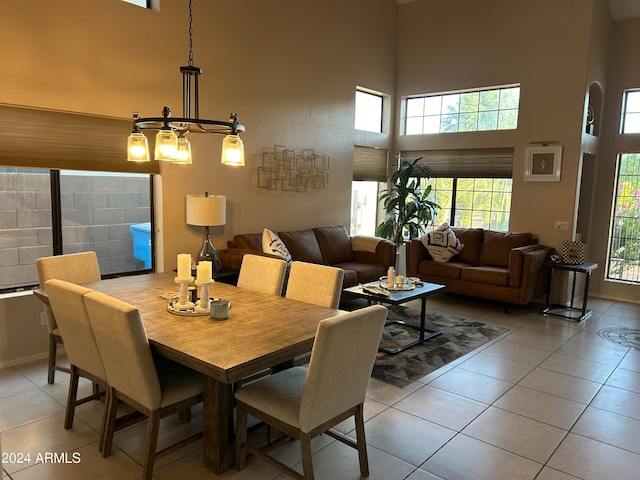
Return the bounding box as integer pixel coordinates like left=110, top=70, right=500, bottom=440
left=126, top=0, right=245, bottom=165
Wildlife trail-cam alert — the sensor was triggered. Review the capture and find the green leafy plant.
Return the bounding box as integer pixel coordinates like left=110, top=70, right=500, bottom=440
left=376, top=157, right=440, bottom=247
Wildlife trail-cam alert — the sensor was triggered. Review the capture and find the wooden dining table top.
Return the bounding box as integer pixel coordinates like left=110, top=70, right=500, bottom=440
left=37, top=272, right=343, bottom=385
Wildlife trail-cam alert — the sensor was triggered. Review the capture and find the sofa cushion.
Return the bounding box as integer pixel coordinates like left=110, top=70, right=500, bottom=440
left=478, top=231, right=534, bottom=268
left=420, top=223, right=464, bottom=263
left=451, top=227, right=484, bottom=265
left=278, top=229, right=324, bottom=264
left=418, top=260, right=465, bottom=280
left=233, top=233, right=262, bottom=251
left=335, top=261, right=386, bottom=285
left=334, top=266, right=358, bottom=287
left=460, top=266, right=509, bottom=287
left=262, top=228, right=292, bottom=265
left=314, top=226, right=355, bottom=265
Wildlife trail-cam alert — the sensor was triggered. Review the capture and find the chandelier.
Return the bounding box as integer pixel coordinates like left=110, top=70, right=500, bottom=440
left=127, top=0, right=245, bottom=166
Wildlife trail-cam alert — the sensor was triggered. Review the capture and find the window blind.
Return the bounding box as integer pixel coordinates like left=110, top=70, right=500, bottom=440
left=0, top=104, right=159, bottom=174
left=352, top=145, right=388, bottom=181
left=400, top=147, right=514, bottom=178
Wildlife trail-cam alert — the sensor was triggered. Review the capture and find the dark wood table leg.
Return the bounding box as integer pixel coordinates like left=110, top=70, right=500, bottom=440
left=203, top=377, right=235, bottom=474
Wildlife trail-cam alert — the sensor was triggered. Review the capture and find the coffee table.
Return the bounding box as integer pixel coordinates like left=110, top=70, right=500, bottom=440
left=343, top=280, right=445, bottom=354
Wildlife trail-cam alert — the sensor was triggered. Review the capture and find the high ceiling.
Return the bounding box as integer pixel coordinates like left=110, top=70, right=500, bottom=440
left=395, top=0, right=640, bottom=20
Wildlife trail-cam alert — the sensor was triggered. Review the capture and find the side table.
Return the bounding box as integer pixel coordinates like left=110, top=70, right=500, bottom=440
left=542, top=262, right=598, bottom=322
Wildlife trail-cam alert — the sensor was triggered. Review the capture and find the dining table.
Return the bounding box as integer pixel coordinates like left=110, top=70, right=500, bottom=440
left=34, top=271, right=342, bottom=474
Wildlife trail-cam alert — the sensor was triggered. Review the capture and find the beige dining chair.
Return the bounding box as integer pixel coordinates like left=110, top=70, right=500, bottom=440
left=83, top=290, right=204, bottom=480
left=36, top=251, right=101, bottom=384
left=44, top=279, right=108, bottom=444
left=284, top=261, right=344, bottom=309
left=237, top=254, right=287, bottom=295
left=235, top=304, right=388, bottom=480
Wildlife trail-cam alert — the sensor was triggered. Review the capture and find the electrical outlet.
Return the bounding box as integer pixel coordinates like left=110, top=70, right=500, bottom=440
left=554, top=221, right=570, bottom=231
left=40, top=312, right=47, bottom=326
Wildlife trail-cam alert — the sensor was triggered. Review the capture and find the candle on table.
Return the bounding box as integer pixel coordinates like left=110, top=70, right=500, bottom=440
left=196, top=261, right=212, bottom=283
left=177, top=253, right=192, bottom=280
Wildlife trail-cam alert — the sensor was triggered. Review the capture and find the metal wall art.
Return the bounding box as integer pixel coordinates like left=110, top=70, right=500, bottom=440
left=258, top=145, right=329, bottom=192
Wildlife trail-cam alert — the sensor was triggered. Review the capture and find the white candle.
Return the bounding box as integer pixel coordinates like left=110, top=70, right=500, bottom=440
left=177, top=253, right=192, bottom=280
left=197, top=261, right=212, bottom=283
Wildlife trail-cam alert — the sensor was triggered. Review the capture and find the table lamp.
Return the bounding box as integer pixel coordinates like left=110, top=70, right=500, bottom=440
left=186, top=193, right=226, bottom=273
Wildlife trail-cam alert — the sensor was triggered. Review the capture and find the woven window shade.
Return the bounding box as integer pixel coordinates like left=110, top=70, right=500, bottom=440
left=353, top=145, right=388, bottom=181
left=0, top=104, right=159, bottom=174
left=400, top=148, right=514, bottom=178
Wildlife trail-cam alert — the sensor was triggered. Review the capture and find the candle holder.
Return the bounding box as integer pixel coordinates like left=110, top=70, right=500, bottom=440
left=195, top=279, right=214, bottom=313
left=174, top=276, right=195, bottom=310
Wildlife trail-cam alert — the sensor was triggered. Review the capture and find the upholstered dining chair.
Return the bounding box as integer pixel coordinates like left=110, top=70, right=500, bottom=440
left=237, top=254, right=287, bottom=295
left=44, top=279, right=108, bottom=443
left=83, top=290, right=204, bottom=480
left=235, top=304, right=388, bottom=480
left=284, top=261, right=344, bottom=309
left=36, top=251, right=101, bottom=384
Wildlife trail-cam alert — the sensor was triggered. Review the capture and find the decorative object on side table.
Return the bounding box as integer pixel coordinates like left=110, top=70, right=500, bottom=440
left=186, top=192, right=226, bottom=272
left=562, top=240, right=584, bottom=264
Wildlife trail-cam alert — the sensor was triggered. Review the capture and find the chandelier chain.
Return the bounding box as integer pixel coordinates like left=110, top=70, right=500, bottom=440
left=187, top=0, right=194, bottom=67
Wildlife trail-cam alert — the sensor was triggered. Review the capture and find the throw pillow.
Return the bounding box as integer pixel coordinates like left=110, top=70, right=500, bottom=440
left=420, top=223, right=464, bottom=263
left=262, top=228, right=292, bottom=265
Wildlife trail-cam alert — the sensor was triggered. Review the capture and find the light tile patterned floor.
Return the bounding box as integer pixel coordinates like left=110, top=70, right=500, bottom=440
left=2, top=293, right=640, bottom=479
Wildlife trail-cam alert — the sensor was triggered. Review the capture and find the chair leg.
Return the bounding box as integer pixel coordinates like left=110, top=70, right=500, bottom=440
left=300, top=432, right=315, bottom=480
left=64, top=366, right=80, bottom=429
left=234, top=402, right=248, bottom=471
left=142, top=411, right=160, bottom=480
left=354, top=404, right=370, bottom=477
left=47, top=333, right=57, bottom=384
left=178, top=407, right=191, bottom=423
left=98, top=387, right=111, bottom=454
left=101, top=387, right=119, bottom=458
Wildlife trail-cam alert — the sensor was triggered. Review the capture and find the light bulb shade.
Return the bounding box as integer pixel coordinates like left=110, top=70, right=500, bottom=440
left=154, top=129, right=178, bottom=161
left=173, top=136, right=192, bottom=164
left=127, top=132, right=150, bottom=162
left=221, top=134, right=245, bottom=166
left=186, top=194, right=226, bottom=226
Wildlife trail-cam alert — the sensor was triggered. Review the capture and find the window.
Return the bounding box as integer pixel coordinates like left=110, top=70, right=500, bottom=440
left=426, top=177, right=512, bottom=230
left=402, top=85, right=520, bottom=135
left=0, top=168, right=153, bottom=292
left=350, top=181, right=381, bottom=236
left=606, top=153, right=640, bottom=283
left=621, top=90, right=640, bottom=133
left=355, top=89, right=383, bottom=133
left=122, top=0, right=150, bottom=7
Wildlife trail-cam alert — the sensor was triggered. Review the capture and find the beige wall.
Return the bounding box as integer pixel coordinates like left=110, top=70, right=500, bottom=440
left=589, top=17, right=640, bottom=301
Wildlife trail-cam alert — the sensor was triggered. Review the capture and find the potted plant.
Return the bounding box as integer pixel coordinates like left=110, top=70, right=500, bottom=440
left=376, top=157, right=440, bottom=248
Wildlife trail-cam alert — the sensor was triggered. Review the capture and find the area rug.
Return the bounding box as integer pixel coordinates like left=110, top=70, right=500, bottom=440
left=372, top=305, right=510, bottom=388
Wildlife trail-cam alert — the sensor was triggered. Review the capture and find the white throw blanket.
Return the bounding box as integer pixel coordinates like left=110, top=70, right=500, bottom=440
left=351, top=235, right=383, bottom=253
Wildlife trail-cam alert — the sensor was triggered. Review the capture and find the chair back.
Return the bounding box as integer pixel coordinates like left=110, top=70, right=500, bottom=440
left=36, top=252, right=101, bottom=333
left=285, top=261, right=344, bottom=309
left=44, top=279, right=106, bottom=380
left=299, top=305, right=387, bottom=432
left=83, top=291, right=162, bottom=410
left=237, top=254, right=287, bottom=295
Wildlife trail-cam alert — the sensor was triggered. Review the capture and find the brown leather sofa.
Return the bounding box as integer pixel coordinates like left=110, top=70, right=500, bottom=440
left=406, top=228, right=553, bottom=306
left=219, top=226, right=396, bottom=301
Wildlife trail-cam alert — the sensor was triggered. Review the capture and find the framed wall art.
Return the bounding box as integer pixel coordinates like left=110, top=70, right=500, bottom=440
left=562, top=240, right=584, bottom=264
left=524, top=145, right=562, bottom=182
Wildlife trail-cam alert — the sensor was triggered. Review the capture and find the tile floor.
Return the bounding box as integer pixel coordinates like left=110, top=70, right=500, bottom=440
left=2, top=293, right=640, bottom=479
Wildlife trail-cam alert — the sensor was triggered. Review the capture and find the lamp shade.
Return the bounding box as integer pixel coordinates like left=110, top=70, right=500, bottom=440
left=186, top=194, right=226, bottom=226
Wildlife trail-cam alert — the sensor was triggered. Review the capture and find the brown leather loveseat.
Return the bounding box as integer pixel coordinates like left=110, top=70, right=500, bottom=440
left=406, top=227, right=553, bottom=306
left=220, top=225, right=396, bottom=301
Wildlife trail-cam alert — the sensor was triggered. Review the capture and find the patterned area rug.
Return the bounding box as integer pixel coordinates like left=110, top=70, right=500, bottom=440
left=598, top=327, right=640, bottom=350
left=372, top=305, right=510, bottom=388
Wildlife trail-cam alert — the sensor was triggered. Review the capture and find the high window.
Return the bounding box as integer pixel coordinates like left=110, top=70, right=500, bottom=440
left=402, top=85, right=520, bottom=135
left=122, top=0, right=150, bottom=7
left=621, top=90, right=640, bottom=134
left=606, top=153, right=640, bottom=284
left=355, top=89, right=383, bottom=133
